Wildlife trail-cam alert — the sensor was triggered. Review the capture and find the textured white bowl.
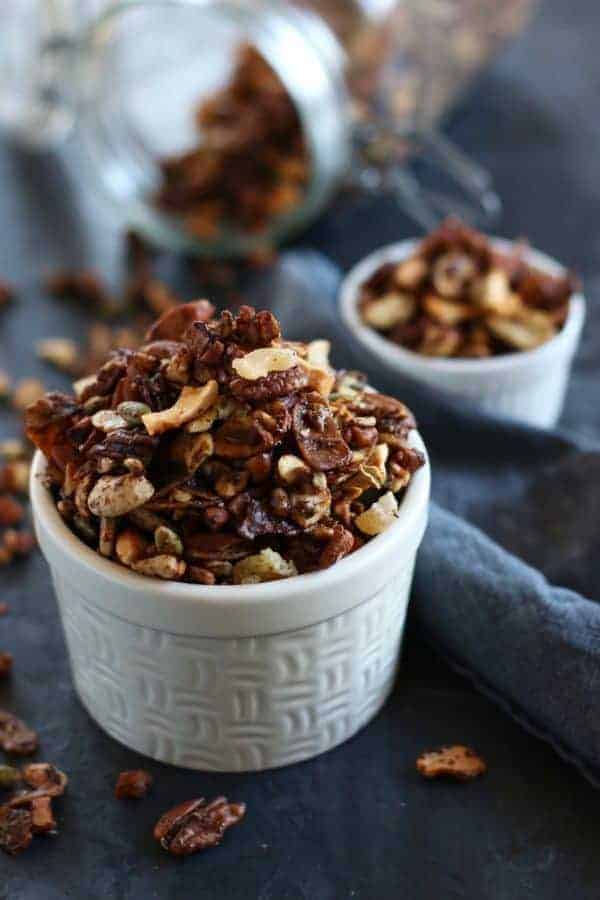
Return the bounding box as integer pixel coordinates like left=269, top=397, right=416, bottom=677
left=340, top=238, right=585, bottom=428
left=31, top=434, right=430, bottom=772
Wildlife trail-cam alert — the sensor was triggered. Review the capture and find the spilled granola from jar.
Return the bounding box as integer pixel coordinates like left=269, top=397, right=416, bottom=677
left=359, top=219, right=577, bottom=358
left=154, top=44, right=310, bottom=241
left=25, top=302, right=424, bottom=585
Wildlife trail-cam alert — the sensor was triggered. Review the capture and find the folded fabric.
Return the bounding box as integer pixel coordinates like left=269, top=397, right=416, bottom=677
left=246, top=249, right=600, bottom=781
left=415, top=503, right=600, bottom=784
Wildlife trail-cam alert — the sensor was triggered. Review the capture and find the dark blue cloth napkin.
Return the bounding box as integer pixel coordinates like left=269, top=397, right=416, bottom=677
left=247, top=248, right=600, bottom=784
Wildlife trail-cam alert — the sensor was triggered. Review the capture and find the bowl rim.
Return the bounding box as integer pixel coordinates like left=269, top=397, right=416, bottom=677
left=30, top=428, right=430, bottom=610
left=339, top=236, right=586, bottom=376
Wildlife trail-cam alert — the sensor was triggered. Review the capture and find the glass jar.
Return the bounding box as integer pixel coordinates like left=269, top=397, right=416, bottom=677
left=0, top=0, right=534, bottom=256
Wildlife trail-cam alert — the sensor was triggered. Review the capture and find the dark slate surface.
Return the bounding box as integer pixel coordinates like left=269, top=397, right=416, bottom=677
left=2, top=0, right=600, bottom=897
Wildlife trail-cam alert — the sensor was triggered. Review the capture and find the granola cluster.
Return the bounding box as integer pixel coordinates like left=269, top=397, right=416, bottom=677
left=25, top=303, right=423, bottom=585
left=154, top=44, right=310, bottom=240
left=359, top=219, right=576, bottom=358
left=0, top=763, right=67, bottom=855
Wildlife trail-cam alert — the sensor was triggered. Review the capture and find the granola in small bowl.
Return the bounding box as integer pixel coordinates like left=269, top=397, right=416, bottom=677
left=358, top=219, right=577, bottom=358
left=340, top=221, right=586, bottom=428
left=25, top=304, right=424, bottom=586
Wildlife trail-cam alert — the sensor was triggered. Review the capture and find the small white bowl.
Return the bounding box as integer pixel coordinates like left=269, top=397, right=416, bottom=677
left=340, top=238, right=586, bottom=428
left=31, top=435, right=430, bottom=772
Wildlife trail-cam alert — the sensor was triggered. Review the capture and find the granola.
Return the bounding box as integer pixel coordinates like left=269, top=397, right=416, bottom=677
left=416, top=745, right=487, bottom=781
left=0, top=710, right=39, bottom=756
left=154, top=44, right=309, bottom=240
left=0, top=763, right=68, bottom=855
left=115, top=769, right=153, bottom=800
left=359, top=219, right=577, bottom=357
left=26, top=304, right=424, bottom=585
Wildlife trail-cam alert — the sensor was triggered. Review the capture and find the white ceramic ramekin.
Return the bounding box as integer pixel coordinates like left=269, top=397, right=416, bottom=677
left=31, top=434, right=430, bottom=772
left=340, top=238, right=586, bottom=429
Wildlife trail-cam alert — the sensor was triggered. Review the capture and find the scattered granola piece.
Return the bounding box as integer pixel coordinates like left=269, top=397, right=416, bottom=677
left=2, top=529, right=36, bottom=559
left=0, top=439, right=28, bottom=461
left=0, top=653, right=12, bottom=678
left=0, top=372, right=11, bottom=401
left=0, top=495, right=24, bottom=527
left=0, top=807, right=33, bottom=855
left=416, top=745, right=487, bottom=781
left=0, top=282, right=14, bottom=307
left=44, top=269, right=117, bottom=316
left=36, top=338, right=79, bottom=373
left=115, top=769, right=153, bottom=800
left=12, top=379, right=45, bottom=411
left=154, top=796, right=246, bottom=856
left=29, top=796, right=56, bottom=833
left=21, top=763, right=68, bottom=797
left=0, top=460, right=30, bottom=494
left=0, top=710, right=39, bottom=755
left=0, top=763, right=68, bottom=853
left=0, top=602, right=8, bottom=617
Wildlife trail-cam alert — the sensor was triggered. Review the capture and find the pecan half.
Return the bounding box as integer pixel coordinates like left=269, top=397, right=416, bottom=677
left=230, top=365, right=308, bottom=402
left=154, top=796, right=246, bottom=856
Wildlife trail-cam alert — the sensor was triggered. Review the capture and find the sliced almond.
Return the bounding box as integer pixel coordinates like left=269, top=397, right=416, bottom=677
left=231, top=347, right=298, bottom=381
left=306, top=340, right=331, bottom=370
left=422, top=294, right=475, bottom=326
left=363, top=443, right=389, bottom=488
left=471, top=269, right=521, bottom=316
left=486, top=310, right=556, bottom=351
left=362, top=293, right=416, bottom=331
left=88, top=474, right=155, bottom=518
left=233, top=548, right=297, bottom=584
left=12, top=379, right=45, bottom=411
left=393, top=255, right=428, bottom=290
left=277, top=454, right=311, bottom=485
left=36, top=338, right=79, bottom=372
left=131, top=555, right=187, bottom=580
left=142, top=381, right=218, bottom=436
left=418, top=323, right=462, bottom=357
left=355, top=491, right=399, bottom=535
